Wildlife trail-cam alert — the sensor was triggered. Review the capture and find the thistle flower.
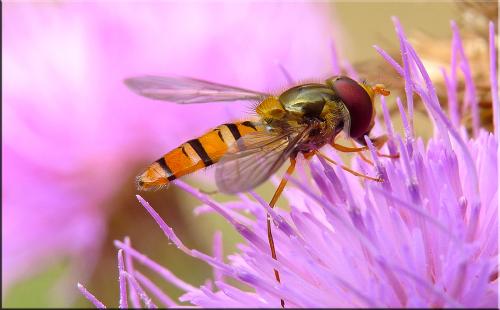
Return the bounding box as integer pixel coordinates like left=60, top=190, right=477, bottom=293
left=3, top=1, right=338, bottom=300
left=79, top=19, right=498, bottom=308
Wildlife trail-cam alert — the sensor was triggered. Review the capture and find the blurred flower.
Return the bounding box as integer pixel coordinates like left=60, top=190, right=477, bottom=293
left=2, top=1, right=339, bottom=299
left=78, top=18, right=498, bottom=308
left=356, top=1, right=497, bottom=133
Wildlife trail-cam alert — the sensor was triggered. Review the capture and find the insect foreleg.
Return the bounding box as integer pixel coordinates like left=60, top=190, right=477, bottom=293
left=333, top=134, right=399, bottom=159
left=315, top=151, right=382, bottom=182
left=330, top=142, right=369, bottom=153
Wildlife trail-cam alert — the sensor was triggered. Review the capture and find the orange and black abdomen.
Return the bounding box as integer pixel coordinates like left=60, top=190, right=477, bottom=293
left=137, top=121, right=260, bottom=191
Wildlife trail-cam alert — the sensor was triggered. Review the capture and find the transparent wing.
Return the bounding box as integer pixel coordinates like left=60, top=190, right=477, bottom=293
left=124, top=75, right=269, bottom=104
left=215, top=125, right=311, bottom=194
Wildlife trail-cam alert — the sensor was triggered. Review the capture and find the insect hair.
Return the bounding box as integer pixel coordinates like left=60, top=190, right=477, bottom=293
left=246, top=76, right=335, bottom=116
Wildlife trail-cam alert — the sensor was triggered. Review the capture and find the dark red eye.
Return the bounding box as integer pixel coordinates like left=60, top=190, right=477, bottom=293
left=329, top=76, right=373, bottom=139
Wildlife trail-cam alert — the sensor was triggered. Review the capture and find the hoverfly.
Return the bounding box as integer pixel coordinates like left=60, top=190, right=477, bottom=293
left=125, top=74, right=391, bottom=307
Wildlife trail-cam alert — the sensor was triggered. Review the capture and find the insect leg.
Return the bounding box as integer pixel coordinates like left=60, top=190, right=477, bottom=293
left=333, top=135, right=399, bottom=159
left=269, top=157, right=297, bottom=207
left=315, top=151, right=382, bottom=182
left=378, top=152, right=400, bottom=159
left=331, top=142, right=369, bottom=153
left=267, top=157, right=297, bottom=308
left=372, top=84, right=391, bottom=96
left=367, top=135, right=400, bottom=158
left=332, top=135, right=391, bottom=153
left=349, top=140, right=374, bottom=166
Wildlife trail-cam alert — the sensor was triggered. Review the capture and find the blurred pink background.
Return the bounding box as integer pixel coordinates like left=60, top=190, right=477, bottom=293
left=3, top=2, right=339, bottom=306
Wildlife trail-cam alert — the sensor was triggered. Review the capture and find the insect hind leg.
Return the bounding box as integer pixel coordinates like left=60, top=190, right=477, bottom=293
left=267, top=157, right=297, bottom=308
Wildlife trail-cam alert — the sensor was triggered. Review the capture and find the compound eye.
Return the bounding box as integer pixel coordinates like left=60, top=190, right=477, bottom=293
left=330, top=76, right=373, bottom=139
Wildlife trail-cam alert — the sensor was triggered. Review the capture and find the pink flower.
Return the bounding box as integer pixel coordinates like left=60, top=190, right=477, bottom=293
left=2, top=1, right=338, bottom=296
left=79, top=18, right=498, bottom=308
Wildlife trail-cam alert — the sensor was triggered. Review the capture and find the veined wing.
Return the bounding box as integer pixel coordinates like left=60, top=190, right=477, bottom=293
left=215, top=124, right=312, bottom=194
left=124, top=75, right=269, bottom=104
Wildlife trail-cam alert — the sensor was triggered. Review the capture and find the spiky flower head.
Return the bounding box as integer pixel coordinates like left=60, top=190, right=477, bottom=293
left=79, top=18, right=498, bottom=308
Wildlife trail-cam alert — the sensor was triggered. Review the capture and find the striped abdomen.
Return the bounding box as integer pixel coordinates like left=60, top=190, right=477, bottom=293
left=137, top=121, right=261, bottom=191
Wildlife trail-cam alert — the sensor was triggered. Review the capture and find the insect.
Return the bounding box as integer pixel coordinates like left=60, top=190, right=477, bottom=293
left=125, top=75, right=391, bottom=307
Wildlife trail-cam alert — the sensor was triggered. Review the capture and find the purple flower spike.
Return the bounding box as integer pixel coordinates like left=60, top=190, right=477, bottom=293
left=77, top=283, right=106, bottom=309
left=136, top=195, right=190, bottom=255
left=174, top=180, right=239, bottom=227
left=373, top=44, right=404, bottom=75
left=380, top=96, right=398, bottom=156
left=123, top=237, right=140, bottom=308
left=134, top=271, right=177, bottom=307
left=392, top=16, right=415, bottom=135
left=212, top=231, right=225, bottom=285
left=451, top=21, right=480, bottom=137
left=396, top=97, right=414, bottom=157
left=120, top=271, right=157, bottom=309
left=114, top=240, right=197, bottom=293
left=80, top=19, right=498, bottom=308
left=490, top=21, right=499, bottom=136
left=117, top=250, right=127, bottom=309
